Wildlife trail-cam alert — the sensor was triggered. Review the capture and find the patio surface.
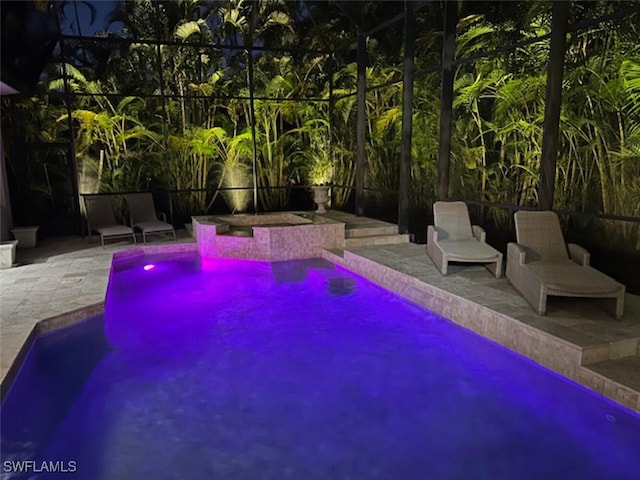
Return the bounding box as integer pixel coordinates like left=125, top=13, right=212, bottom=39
left=1, top=212, right=639, bottom=413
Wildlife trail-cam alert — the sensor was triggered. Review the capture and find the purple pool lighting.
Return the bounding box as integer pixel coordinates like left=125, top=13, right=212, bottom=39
left=143, top=264, right=155, bottom=271
left=1, top=252, right=639, bottom=480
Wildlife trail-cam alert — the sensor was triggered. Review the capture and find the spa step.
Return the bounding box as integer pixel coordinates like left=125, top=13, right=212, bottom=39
left=579, top=355, right=640, bottom=411
left=323, top=248, right=345, bottom=259
left=316, top=211, right=399, bottom=238
left=218, top=225, right=253, bottom=237
left=345, top=225, right=399, bottom=238
left=345, top=234, right=410, bottom=248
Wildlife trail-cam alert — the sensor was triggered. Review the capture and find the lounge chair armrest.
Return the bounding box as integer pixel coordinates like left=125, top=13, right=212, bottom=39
left=471, top=225, right=486, bottom=243
left=507, top=242, right=527, bottom=265
left=568, top=243, right=590, bottom=266
left=427, top=225, right=439, bottom=244
left=158, top=211, right=167, bottom=222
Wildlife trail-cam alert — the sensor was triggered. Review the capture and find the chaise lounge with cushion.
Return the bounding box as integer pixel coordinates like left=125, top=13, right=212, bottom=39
left=427, top=201, right=503, bottom=278
left=506, top=210, right=625, bottom=319
left=84, top=195, right=136, bottom=248
left=125, top=192, right=176, bottom=244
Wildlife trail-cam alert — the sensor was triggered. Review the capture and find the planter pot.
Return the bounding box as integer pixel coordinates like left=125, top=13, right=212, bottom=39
left=312, top=186, right=330, bottom=213
left=0, top=240, right=18, bottom=268
left=11, top=226, right=39, bottom=249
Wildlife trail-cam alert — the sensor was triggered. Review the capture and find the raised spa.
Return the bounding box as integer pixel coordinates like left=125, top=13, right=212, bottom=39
left=192, top=212, right=345, bottom=261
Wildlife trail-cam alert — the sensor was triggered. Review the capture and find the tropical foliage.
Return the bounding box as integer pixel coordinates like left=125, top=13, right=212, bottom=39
left=1, top=0, right=638, bottom=252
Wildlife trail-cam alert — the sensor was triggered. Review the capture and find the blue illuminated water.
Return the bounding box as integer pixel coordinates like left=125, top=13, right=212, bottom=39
left=2, top=252, right=640, bottom=480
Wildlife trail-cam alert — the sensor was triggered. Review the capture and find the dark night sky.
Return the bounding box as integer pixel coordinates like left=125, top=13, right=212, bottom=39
left=59, top=0, right=122, bottom=36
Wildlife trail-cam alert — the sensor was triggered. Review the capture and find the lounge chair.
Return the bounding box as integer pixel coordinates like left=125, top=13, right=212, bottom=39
left=125, top=192, right=176, bottom=244
left=84, top=195, right=136, bottom=248
left=427, top=201, right=503, bottom=277
left=506, top=210, right=625, bottom=319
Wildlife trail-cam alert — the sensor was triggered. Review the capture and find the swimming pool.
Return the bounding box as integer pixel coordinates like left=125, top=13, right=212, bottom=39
left=2, top=252, right=639, bottom=479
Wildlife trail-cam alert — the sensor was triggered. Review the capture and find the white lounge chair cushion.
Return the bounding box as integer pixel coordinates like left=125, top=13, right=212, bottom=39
left=527, top=261, right=622, bottom=295
left=438, top=239, right=501, bottom=261
left=96, top=225, right=134, bottom=237
left=136, top=220, right=173, bottom=234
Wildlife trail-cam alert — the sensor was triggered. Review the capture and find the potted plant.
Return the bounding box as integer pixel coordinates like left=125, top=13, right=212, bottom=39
left=302, top=121, right=333, bottom=213
left=11, top=225, right=39, bottom=248
left=308, top=153, right=332, bottom=213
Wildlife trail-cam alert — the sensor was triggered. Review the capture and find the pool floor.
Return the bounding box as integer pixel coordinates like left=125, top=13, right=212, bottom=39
left=2, top=254, right=639, bottom=479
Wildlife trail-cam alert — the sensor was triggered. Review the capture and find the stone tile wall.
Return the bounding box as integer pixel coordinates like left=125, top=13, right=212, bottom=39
left=193, top=213, right=345, bottom=261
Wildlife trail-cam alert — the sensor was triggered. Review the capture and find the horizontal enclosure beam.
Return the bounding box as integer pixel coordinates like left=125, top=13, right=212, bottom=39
left=463, top=200, right=640, bottom=225
left=59, top=34, right=331, bottom=55
left=47, top=91, right=329, bottom=102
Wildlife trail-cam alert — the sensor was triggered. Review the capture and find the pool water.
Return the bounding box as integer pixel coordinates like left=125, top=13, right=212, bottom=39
left=2, top=253, right=640, bottom=480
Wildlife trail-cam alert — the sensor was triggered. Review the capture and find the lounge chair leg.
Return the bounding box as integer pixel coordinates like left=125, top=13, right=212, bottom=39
left=537, top=293, right=547, bottom=316
left=484, top=256, right=503, bottom=278
left=615, top=293, right=625, bottom=320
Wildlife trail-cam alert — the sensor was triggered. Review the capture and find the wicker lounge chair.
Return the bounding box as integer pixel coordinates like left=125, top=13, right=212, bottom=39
left=506, top=210, right=625, bottom=319
left=125, top=193, right=176, bottom=244
left=84, top=195, right=136, bottom=248
left=427, top=201, right=503, bottom=277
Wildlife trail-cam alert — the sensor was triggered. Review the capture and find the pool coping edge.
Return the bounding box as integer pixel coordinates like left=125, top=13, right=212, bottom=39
left=0, top=302, right=105, bottom=402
